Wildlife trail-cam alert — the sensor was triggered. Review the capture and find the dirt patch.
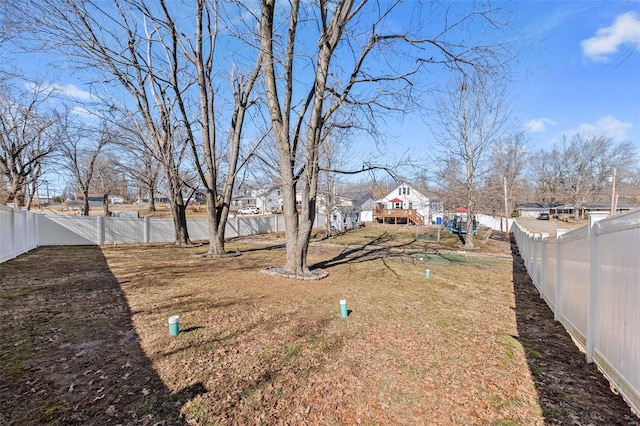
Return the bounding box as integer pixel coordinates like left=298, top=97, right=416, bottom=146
left=0, top=230, right=637, bottom=425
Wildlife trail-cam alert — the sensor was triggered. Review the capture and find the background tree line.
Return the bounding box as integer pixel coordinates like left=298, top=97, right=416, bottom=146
left=1, top=1, right=638, bottom=276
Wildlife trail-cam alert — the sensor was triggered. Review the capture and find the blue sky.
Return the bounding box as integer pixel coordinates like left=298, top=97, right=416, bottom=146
left=511, top=1, right=640, bottom=150
left=364, top=1, right=640, bottom=165
left=4, top=1, right=640, bottom=183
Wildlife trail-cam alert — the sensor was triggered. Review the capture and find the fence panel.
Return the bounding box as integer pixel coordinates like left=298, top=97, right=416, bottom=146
left=476, top=214, right=514, bottom=232
left=13, top=209, right=27, bottom=255
left=104, top=217, right=146, bottom=244
left=556, top=226, right=590, bottom=347
left=0, top=206, right=13, bottom=262
left=541, top=239, right=556, bottom=310
left=148, top=219, right=175, bottom=243
left=514, top=211, right=640, bottom=415
left=187, top=219, right=209, bottom=241
left=38, top=215, right=100, bottom=245
left=592, top=211, right=640, bottom=413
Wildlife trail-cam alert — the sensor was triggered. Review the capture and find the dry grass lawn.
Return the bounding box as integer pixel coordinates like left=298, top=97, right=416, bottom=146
left=0, top=226, right=636, bottom=425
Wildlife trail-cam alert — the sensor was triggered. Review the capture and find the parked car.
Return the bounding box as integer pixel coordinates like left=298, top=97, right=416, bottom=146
left=238, top=206, right=260, bottom=214
left=537, top=212, right=550, bottom=220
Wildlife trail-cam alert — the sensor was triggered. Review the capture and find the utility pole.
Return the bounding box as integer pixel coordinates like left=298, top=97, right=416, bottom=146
left=503, top=176, right=509, bottom=232
left=610, top=168, right=616, bottom=215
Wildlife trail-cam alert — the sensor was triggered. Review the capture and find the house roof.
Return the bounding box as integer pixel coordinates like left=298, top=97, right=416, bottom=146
left=332, top=205, right=361, bottom=214
left=516, top=202, right=563, bottom=210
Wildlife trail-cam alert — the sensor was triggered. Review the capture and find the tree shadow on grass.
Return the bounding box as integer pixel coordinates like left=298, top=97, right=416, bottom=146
left=509, top=235, right=638, bottom=424
left=0, top=246, right=205, bottom=425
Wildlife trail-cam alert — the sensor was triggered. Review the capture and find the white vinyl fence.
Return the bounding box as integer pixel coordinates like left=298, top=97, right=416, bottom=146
left=513, top=209, right=640, bottom=415
left=0, top=205, right=38, bottom=263
left=0, top=204, right=325, bottom=261
left=476, top=213, right=515, bottom=232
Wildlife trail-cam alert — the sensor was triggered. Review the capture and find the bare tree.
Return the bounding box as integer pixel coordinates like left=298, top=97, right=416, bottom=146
left=59, top=119, right=112, bottom=216
left=166, top=0, right=263, bottom=256
left=23, top=0, right=195, bottom=244
left=91, top=151, right=121, bottom=216
left=481, top=131, right=529, bottom=216
left=259, top=0, right=509, bottom=276
left=529, top=148, right=561, bottom=203
left=0, top=81, right=61, bottom=208
left=26, top=0, right=264, bottom=252
left=431, top=71, right=510, bottom=248
left=433, top=155, right=466, bottom=212
left=318, top=130, right=351, bottom=238
left=112, top=124, right=160, bottom=212
left=530, top=132, right=637, bottom=217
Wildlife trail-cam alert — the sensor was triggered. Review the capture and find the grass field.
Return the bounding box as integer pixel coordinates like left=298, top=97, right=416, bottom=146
left=0, top=226, right=636, bottom=425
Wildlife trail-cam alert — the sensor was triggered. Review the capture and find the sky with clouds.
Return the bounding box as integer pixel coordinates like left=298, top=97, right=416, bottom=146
left=511, top=1, right=640, bottom=149
left=5, top=1, right=640, bottom=161
left=327, top=1, right=640, bottom=164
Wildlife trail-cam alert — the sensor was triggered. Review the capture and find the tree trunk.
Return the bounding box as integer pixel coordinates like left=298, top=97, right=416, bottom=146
left=8, top=175, right=25, bottom=208
left=83, top=197, right=90, bottom=216
left=169, top=198, right=190, bottom=246
left=148, top=194, right=156, bottom=212
left=464, top=199, right=475, bottom=249
left=281, top=181, right=307, bottom=275
left=205, top=189, right=226, bottom=256
left=147, top=183, right=156, bottom=212
left=103, top=193, right=111, bottom=216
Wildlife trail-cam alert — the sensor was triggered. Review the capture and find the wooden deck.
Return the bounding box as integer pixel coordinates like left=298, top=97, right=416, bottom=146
left=373, top=208, right=424, bottom=225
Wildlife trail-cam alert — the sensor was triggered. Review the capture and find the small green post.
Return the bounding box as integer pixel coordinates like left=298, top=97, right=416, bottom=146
left=340, top=299, right=348, bottom=318
left=425, top=269, right=431, bottom=279
left=168, top=315, right=180, bottom=336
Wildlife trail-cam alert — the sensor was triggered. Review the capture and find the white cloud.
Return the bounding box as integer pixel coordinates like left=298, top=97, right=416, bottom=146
left=54, top=84, right=94, bottom=100
left=524, top=118, right=556, bottom=133
left=581, top=12, right=640, bottom=61
left=574, top=115, right=633, bottom=140
left=70, top=106, right=97, bottom=119
left=25, top=82, right=94, bottom=100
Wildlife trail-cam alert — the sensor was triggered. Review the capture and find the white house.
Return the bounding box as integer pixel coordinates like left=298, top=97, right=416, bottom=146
left=330, top=205, right=361, bottom=230
left=374, top=184, right=430, bottom=225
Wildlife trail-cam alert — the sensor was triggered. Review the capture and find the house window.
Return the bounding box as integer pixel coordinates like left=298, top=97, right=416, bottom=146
left=398, top=188, right=402, bottom=195
left=406, top=187, right=410, bottom=195
left=408, top=202, right=413, bottom=210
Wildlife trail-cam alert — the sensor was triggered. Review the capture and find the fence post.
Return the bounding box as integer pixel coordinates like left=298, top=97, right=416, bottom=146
left=532, top=233, right=541, bottom=289
left=144, top=217, right=150, bottom=243
left=554, top=229, right=568, bottom=321
left=586, top=211, right=608, bottom=363
left=21, top=209, right=27, bottom=251
left=9, top=207, right=16, bottom=260
left=97, top=217, right=105, bottom=245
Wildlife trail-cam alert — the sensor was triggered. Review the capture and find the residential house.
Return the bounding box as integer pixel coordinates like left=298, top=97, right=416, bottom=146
left=583, top=202, right=633, bottom=215
left=70, top=193, right=104, bottom=207
left=374, top=184, right=429, bottom=225
left=355, top=193, right=375, bottom=222
left=516, top=202, right=563, bottom=218
left=231, top=187, right=282, bottom=213
left=256, top=187, right=282, bottom=213
left=325, top=192, right=374, bottom=229
left=330, top=205, right=362, bottom=230
left=516, top=202, right=633, bottom=221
